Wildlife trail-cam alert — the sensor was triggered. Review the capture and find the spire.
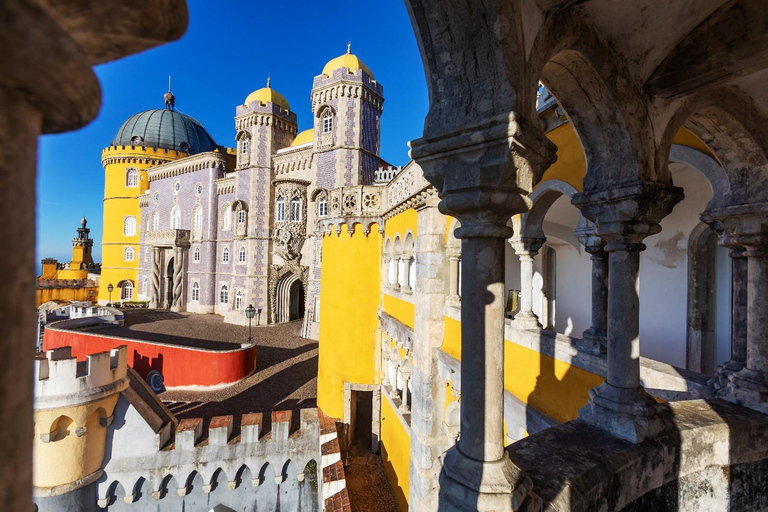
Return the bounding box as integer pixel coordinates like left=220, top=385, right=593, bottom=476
left=164, top=75, right=175, bottom=110
left=267, top=75, right=271, bottom=88
left=347, top=41, right=352, bottom=54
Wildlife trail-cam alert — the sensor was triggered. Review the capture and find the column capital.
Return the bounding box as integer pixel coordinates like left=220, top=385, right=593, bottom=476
left=411, top=113, right=557, bottom=239
left=509, top=236, right=546, bottom=257
left=573, top=181, right=684, bottom=252
left=703, top=206, right=768, bottom=255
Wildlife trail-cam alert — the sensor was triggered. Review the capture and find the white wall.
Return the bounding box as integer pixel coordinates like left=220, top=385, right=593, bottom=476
left=639, top=163, right=713, bottom=368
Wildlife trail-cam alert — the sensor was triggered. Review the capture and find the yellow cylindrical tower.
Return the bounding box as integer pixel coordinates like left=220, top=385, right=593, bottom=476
left=99, top=93, right=218, bottom=304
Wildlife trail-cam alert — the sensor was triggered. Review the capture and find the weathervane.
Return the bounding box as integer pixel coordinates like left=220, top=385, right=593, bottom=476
left=347, top=41, right=352, bottom=54
left=164, top=75, right=175, bottom=110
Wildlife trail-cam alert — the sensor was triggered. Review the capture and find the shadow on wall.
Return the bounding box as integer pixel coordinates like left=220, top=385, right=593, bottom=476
left=132, top=351, right=163, bottom=382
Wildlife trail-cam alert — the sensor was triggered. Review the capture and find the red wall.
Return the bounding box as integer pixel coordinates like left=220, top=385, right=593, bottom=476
left=44, top=328, right=256, bottom=388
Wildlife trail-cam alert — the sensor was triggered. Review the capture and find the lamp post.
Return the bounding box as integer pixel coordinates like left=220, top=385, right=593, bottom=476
left=245, top=304, right=256, bottom=344
left=107, top=283, right=114, bottom=307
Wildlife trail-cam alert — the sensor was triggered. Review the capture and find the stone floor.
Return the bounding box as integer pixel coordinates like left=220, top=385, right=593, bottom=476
left=344, top=440, right=401, bottom=512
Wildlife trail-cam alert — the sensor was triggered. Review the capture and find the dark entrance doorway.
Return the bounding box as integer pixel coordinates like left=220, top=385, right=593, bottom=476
left=288, top=278, right=305, bottom=320
left=166, top=257, right=174, bottom=309
left=350, top=390, right=373, bottom=450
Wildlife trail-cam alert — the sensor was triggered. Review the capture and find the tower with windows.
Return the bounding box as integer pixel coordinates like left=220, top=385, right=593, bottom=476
left=310, top=43, right=384, bottom=188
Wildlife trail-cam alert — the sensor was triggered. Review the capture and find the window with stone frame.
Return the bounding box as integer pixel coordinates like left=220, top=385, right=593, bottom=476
left=322, top=109, right=333, bottom=133
left=276, top=196, right=286, bottom=221
left=238, top=210, right=245, bottom=224
left=193, top=246, right=200, bottom=262
left=123, top=216, right=136, bottom=237
left=220, top=283, right=229, bottom=304
left=194, top=207, right=203, bottom=230
left=318, top=196, right=328, bottom=217
left=142, top=277, right=148, bottom=296
left=121, top=282, right=133, bottom=301
left=239, top=245, right=246, bottom=263
left=170, top=206, right=181, bottom=229
left=290, top=197, right=301, bottom=221
left=222, top=246, right=230, bottom=263
left=126, top=168, right=139, bottom=188
left=124, top=247, right=134, bottom=261
left=152, top=211, right=159, bottom=231
left=191, top=281, right=200, bottom=302
left=235, top=290, right=243, bottom=310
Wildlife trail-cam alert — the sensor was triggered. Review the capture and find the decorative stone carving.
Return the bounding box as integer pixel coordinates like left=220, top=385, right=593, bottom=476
left=273, top=223, right=304, bottom=261
left=272, top=179, right=309, bottom=262
left=267, top=263, right=309, bottom=324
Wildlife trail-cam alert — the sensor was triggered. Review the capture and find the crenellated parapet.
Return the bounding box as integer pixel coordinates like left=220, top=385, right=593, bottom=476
left=146, top=151, right=228, bottom=182
left=101, top=145, right=186, bottom=167
left=97, top=408, right=321, bottom=506
left=35, top=346, right=128, bottom=412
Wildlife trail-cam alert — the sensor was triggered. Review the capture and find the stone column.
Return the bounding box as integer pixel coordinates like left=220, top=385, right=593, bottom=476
left=574, top=226, right=608, bottom=353
left=393, top=257, right=402, bottom=291
left=403, top=254, right=413, bottom=293
left=510, top=237, right=545, bottom=330
left=411, top=114, right=556, bottom=511
left=150, top=247, right=162, bottom=309
left=573, top=182, right=683, bottom=443
left=171, top=246, right=184, bottom=312
left=722, top=219, right=768, bottom=414
left=446, top=248, right=461, bottom=307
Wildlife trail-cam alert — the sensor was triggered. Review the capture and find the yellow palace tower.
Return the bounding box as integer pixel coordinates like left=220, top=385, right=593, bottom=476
left=98, top=89, right=218, bottom=303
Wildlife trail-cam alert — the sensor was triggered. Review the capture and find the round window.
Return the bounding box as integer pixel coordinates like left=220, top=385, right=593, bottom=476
left=173, top=181, right=181, bottom=193
left=196, top=184, right=203, bottom=195
left=179, top=142, right=190, bottom=152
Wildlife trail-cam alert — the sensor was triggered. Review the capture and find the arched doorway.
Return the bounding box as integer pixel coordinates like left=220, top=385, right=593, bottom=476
left=275, top=272, right=305, bottom=323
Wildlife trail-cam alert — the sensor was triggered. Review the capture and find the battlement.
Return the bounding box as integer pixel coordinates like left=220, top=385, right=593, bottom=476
left=98, top=408, right=321, bottom=505
left=374, top=165, right=401, bottom=184
left=34, top=345, right=129, bottom=410
left=101, top=145, right=187, bottom=159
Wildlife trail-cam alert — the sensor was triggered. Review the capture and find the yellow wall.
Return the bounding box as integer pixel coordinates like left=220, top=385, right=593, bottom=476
left=37, top=285, right=97, bottom=307
left=673, top=126, right=718, bottom=162
left=380, top=396, right=410, bottom=512
left=442, top=317, right=604, bottom=424
left=33, top=394, right=118, bottom=489
left=539, top=123, right=587, bottom=192
left=382, top=294, right=415, bottom=330
left=384, top=209, right=418, bottom=243
left=99, top=146, right=184, bottom=303
left=317, top=224, right=382, bottom=419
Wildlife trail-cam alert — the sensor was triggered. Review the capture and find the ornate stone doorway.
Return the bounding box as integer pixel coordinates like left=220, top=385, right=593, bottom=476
left=275, top=271, right=304, bottom=323
left=166, top=257, right=174, bottom=309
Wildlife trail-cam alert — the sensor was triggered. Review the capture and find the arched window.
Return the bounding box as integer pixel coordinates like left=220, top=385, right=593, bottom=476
left=191, top=281, right=200, bottom=302
left=170, top=206, right=181, bottom=229
left=123, top=216, right=136, bottom=237
left=241, top=138, right=249, bottom=154
left=238, top=210, right=246, bottom=224
left=388, top=258, right=396, bottom=286
left=276, top=196, right=286, bottom=221
left=193, top=246, right=200, bottom=262
left=322, top=110, right=333, bottom=133
left=318, top=197, right=328, bottom=217
left=126, top=168, right=138, bottom=188
left=142, top=277, right=148, bottom=296
left=222, top=246, right=230, bottom=263
left=235, top=290, right=243, bottom=310
left=220, top=284, right=229, bottom=304
left=239, top=245, right=246, bottom=263
left=409, top=255, right=416, bottom=290
left=152, top=211, right=159, bottom=231
left=121, top=282, right=133, bottom=301
left=290, top=197, right=301, bottom=221
left=194, top=207, right=203, bottom=230
left=124, top=247, right=134, bottom=261
left=223, top=204, right=232, bottom=230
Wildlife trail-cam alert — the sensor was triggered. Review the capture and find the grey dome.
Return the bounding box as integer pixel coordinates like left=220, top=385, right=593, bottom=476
left=112, top=109, right=217, bottom=154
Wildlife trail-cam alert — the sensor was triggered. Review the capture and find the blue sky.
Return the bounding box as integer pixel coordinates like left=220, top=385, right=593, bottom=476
left=36, top=0, right=428, bottom=268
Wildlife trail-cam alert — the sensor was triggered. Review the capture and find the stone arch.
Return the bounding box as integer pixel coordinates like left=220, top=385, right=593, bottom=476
left=531, top=15, right=654, bottom=189
left=661, top=88, right=768, bottom=208
left=270, top=266, right=308, bottom=323
left=520, top=179, right=579, bottom=241
left=234, top=464, right=253, bottom=489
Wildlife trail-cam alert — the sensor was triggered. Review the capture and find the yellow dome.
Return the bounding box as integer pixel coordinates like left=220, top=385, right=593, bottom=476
left=291, top=129, right=314, bottom=147
left=322, top=45, right=374, bottom=79
left=244, top=79, right=290, bottom=110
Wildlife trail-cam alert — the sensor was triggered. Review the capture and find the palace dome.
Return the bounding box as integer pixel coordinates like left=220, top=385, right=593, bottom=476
left=322, top=45, right=374, bottom=79
left=291, top=129, right=314, bottom=147
left=244, top=79, right=290, bottom=110
left=112, top=109, right=216, bottom=155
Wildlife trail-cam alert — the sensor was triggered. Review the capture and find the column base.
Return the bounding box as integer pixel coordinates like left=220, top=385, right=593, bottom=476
left=512, top=312, right=541, bottom=331
left=170, top=304, right=182, bottom=313
left=707, top=360, right=745, bottom=391
left=578, top=383, right=672, bottom=443
left=149, top=300, right=159, bottom=309
left=720, top=368, right=768, bottom=414
left=579, top=327, right=607, bottom=354
left=438, top=445, right=539, bottom=512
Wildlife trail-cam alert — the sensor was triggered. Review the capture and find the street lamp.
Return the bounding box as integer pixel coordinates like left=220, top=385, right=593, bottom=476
left=245, top=304, right=256, bottom=344
left=107, top=283, right=114, bottom=307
